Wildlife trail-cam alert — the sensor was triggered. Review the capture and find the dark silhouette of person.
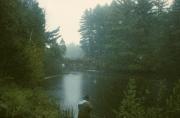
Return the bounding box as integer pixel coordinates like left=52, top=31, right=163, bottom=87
left=78, top=95, right=92, bottom=118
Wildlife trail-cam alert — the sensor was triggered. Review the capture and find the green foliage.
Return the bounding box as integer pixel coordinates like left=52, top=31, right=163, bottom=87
left=44, top=27, right=66, bottom=76
left=115, top=79, right=145, bottom=118
left=23, top=44, right=44, bottom=82
left=0, top=0, right=66, bottom=82
left=0, top=0, right=46, bottom=83
left=144, top=107, right=162, bottom=118
left=80, top=0, right=180, bottom=73
left=0, top=1, right=67, bottom=116
left=115, top=79, right=180, bottom=118
left=0, top=82, right=75, bottom=118
left=166, top=80, right=180, bottom=117
left=0, top=85, right=59, bottom=118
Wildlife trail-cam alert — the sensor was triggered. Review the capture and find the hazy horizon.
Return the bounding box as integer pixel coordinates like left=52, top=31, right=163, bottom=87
left=37, top=0, right=112, bottom=45
left=38, top=0, right=173, bottom=45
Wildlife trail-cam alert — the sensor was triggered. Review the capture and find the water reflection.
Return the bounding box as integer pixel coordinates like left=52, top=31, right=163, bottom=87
left=46, top=71, right=172, bottom=118
left=62, top=73, right=82, bottom=108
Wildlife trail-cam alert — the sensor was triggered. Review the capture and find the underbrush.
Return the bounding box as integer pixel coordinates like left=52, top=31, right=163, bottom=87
left=115, top=79, right=180, bottom=118
left=0, top=80, right=73, bottom=118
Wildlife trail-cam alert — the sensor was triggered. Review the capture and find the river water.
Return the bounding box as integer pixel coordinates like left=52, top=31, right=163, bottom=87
left=44, top=71, right=176, bottom=118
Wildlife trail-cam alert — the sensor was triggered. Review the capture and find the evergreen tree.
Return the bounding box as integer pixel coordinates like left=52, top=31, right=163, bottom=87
left=116, top=79, right=145, bottom=118
left=44, top=27, right=66, bottom=76
left=166, top=80, right=180, bottom=117
left=0, top=0, right=46, bottom=83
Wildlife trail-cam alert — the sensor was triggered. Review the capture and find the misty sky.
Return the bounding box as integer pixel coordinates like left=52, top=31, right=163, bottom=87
left=37, top=0, right=112, bottom=44
left=37, top=0, right=173, bottom=44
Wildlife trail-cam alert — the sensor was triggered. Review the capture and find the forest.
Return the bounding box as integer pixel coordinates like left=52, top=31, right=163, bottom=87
left=0, top=0, right=180, bottom=118
left=79, top=0, right=180, bottom=117
left=80, top=0, right=180, bottom=73
left=0, top=0, right=66, bottom=117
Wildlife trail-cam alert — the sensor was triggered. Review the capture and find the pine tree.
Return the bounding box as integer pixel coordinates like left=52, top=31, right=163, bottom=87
left=0, top=0, right=46, bottom=83
left=116, top=79, right=145, bottom=118
left=166, top=80, right=180, bottom=118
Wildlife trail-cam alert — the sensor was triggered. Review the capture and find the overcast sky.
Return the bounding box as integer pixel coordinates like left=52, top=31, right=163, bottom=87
left=37, top=0, right=112, bottom=44
left=37, top=0, right=173, bottom=44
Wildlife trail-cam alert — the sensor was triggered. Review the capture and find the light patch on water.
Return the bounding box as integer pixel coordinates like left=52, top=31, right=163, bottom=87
left=93, top=79, right=97, bottom=84
left=62, top=73, right=83, bottom=109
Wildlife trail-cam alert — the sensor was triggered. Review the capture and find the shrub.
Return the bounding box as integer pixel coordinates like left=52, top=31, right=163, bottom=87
left=115, top=79, right=145, bottom=118
left=0, top=85, right=59, bottom=118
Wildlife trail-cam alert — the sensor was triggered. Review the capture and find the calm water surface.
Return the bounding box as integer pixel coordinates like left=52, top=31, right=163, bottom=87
left=44, top=71, right=176, bottom=118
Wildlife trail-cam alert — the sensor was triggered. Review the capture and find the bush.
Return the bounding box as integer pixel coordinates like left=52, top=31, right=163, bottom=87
left=115, top=79, right=145, bottom=118
left=166, top=80, right=180, bottom=118
left=0, top=85, right=59, bottom=118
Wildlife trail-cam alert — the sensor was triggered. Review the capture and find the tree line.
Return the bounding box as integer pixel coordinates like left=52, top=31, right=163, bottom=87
left=80, top=0, right=180, bottom=73
left=0, top=1, right=67, bottom=117
left=0, top=0, right=65, bottom=85
left=80, top=1, right=180, bottom=117
left=115, top=78, right=180, bottom=118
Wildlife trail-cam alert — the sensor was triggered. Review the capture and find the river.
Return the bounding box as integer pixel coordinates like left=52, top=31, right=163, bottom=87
left=44, top=71, right=176, bottom=118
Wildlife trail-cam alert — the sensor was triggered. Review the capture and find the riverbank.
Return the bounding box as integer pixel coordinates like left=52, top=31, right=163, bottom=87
left=0, top=78, right=74, bottom=118
left=1, top=70, right=180, bottom=118
left=43, top=71, right=180, bottom=118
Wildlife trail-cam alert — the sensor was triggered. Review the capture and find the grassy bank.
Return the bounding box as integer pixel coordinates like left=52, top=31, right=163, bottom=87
left=0, top=79, right=73, bottom=118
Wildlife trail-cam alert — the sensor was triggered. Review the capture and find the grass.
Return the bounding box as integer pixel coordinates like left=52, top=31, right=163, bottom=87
left=0, top=80, right=74, bottom=118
